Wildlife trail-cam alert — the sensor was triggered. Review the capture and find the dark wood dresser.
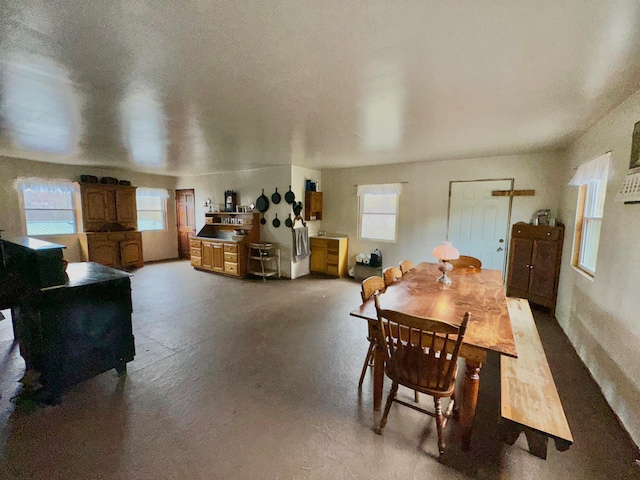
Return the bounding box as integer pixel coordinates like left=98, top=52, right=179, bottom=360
left=506, top=223, right=564, bottom=316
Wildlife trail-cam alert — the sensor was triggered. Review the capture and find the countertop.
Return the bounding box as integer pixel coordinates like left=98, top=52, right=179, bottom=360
left=3, top=237, right=66, bottom=250
left=45, top=262, right=132, bottom=290
left=309, top=235, right=348, bottom=241
left=191, top=235, right=244, bottom=243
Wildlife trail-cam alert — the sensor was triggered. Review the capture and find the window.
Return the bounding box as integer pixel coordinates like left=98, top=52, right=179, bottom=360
left=357, top=183, right=402, bottom=242
left=136, top=187, right=169, bottom=231
left=16, top=178, right=79, bottom=235
left=569, top=153, right=610, bottom=276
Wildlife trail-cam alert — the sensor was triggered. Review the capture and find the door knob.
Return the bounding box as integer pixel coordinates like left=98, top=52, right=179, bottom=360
left=497, top=247, right=504, bottom=252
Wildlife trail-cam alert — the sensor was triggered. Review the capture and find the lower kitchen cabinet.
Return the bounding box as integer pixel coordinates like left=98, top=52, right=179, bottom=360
left=310, top=236, right=348, bottom=277
left=79, top=231, right=143, bottom=269
left=190, top=239, right=244, bottom=277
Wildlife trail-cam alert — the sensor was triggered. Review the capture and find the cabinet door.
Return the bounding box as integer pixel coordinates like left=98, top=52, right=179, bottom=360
left=212, top=243, right=224, bottom=272
left=82, top=187, right=109, bottom=231
left=89, top=241, right=119, bottom=267
left=115, top=188, right=137, bottom=228
left=202, top=242, right=213, bottom=270
left=529, top=240, right=559, bottom=300
left=120, top=239, right=143, bottom=267
left=310, top=246, right=327, bottom=273
left=508, top=238, right=533, bottom=292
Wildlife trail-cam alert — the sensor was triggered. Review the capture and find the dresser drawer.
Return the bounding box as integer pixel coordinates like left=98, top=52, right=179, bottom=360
left=310, top=238, right=327, bottom=249
left=125, top=232, right=141, bottom=240
left=326, top=265, right=338, bottom=275
left=190, top=239, right=202, bottom=248
left=224, top=262, right=238, bottom=275
left=327, top=239, right=339, bottom=250
left=224, top=253, right=237, bottom=263
left=512, top=224, right=560, bottom=240
left=191, top=247, right=202, bottom=257
left=327, top=253, right=338, bottom=265
left=191, top=256, right=202, bottom=267
left=224, top=244, right=238, bottom=253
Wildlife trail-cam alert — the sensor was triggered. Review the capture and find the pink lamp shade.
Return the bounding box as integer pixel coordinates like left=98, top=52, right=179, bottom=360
left=432, top=241, right=460, bottom=261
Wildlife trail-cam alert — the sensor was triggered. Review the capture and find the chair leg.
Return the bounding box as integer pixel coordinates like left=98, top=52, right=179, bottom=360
left=414, top=390, right=419, bottom=403
left=358, top=342, right=375, bottom=388
left=377, top=382, right=398, bottom=434
left=434, top=397, right=445, bottom=456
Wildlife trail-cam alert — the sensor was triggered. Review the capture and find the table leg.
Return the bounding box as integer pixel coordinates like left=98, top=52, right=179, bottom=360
left=460, top=360, right=482, bottom=450
left=372, top=340, right=385, bottom=430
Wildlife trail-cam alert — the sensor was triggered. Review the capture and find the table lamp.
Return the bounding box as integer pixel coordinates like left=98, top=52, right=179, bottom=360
left=432, top=241, right=460, bottom=285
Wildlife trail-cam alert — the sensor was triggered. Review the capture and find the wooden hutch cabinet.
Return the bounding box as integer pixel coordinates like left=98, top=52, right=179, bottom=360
left=78, top=183, right=143, bottom=269
left=506, top=223, right=564, bottom=316
left=80, top=184, right=138, bottom=231
left=190, top=212, right=260, bottom=277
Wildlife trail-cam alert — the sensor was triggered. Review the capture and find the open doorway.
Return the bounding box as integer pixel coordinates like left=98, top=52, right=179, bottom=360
left=176, top=189, right=196, bottom=259
left=447, top=179, right=512, bottom=276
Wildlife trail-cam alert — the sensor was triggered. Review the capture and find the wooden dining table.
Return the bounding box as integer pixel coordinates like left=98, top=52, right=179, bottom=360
left=350, top=262, right=517, bottom=449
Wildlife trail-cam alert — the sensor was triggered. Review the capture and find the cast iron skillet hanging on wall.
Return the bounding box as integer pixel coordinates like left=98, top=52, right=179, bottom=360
left=285, top=185, right=295, bottom=204
left=272, top=214, right=280, bottom=228
left=285, top=213, right=292, bottom=228
left=271, top=188, right=281, bottom=204
left=256, top=189, right=269, bottom=224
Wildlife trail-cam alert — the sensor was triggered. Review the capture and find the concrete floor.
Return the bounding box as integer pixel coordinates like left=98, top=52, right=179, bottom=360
left=0, top=259, right=638, bottom=479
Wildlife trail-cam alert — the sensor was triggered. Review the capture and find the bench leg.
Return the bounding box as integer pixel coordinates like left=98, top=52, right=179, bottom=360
left=524, top=429, right=549, bottom=459
left=500, top=420, right=550, bottom=460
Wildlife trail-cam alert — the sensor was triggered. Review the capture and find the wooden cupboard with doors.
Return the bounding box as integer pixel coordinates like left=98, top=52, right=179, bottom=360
left=305, top=191, right=323, bottom=220
left=190, top=212, right=260, bottom=277
left=78, top=232, right=144, bottom=269
left=80, top=184, right=138, bottom=232
left=506, top=223, right=564, bottom=316
left=309, top=236, right=348, bottom=277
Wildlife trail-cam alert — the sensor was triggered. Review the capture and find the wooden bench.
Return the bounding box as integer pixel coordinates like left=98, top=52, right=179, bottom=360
left=500, top=297, right=573, bottom=459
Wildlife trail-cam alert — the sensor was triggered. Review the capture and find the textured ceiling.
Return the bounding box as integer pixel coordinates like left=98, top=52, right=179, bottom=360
left=1, top=1, right=640, bottom=176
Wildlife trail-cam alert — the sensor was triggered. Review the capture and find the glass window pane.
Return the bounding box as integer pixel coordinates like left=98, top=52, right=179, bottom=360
left=580, top=218, right=601, bottom=273
left=361, top=213, right=395, bottom=240
left=138, top=211, right=165, bottom=231
left=136, top=196, right=163, bottom=211
left=363, top=194, right=397, bottom=214
left=23, top=190, right=73, bottom=209
left=25, top=209, right=76, bottom=235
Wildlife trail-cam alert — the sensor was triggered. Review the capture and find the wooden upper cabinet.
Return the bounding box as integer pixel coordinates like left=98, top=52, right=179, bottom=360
left=80, top=184, right=138, bottom=232
left=305, top=191, right=323, bottom=220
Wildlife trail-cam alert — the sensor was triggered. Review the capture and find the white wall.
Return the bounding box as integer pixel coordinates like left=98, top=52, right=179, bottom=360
left=0, top=156, right=179, bottom=262
left=556, top=88, right=640, bottom=446
left=291, top=165, right=322, bottom=278
left=321, top=152, right=564, bottom=271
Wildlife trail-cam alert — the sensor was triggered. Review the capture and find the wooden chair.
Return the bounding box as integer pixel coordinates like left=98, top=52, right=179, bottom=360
left=399, top=260, right=414, bottom=275
left=358, top=276, right=386, bottom=388
left=374, top=293, right=470, bottom=459
left=450, top=255, right=482, bottom=270
left=383, top=266, right=402, bottom=287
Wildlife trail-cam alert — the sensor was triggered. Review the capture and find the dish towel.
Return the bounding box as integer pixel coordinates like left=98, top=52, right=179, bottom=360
left=293, top=226, right=309, bottom=262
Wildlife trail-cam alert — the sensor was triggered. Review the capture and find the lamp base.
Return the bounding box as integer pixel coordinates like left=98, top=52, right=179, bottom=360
left=436, top=260, right=453, bottom=285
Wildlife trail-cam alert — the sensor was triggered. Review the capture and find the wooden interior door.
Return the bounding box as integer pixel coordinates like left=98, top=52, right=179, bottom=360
left=176, top=189, right=196, bottom=259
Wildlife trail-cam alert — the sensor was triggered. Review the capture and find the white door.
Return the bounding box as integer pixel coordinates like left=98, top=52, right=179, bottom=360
left=447, top=180, right=512, bottom=275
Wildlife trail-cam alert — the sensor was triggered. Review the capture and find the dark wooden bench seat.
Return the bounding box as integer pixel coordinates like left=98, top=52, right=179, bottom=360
left=500, top=297, right=573, bottom=459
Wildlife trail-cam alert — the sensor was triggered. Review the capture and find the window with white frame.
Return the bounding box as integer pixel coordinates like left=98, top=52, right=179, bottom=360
left=569, top=153, right=610, bottom=276
left=16, top=178, right=79, bottom=235
left=357, top=183, right=402, bottom=242
left=136, top=187, right=169, bottom=231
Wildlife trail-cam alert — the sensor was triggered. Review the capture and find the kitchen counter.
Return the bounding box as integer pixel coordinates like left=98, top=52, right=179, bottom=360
left=192, top=235, right=244, bottom=243
left=310, top=234, right=348, bottom=241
